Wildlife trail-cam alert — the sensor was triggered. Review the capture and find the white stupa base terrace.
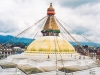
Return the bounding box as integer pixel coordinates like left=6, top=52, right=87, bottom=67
left=0, top=67, right=100, bottom=75
left=0, top=53, right=99, bottom=75
left=29, top=67, right=100, bottom=75
left=0, top=53, right=97, bottom=71
left=7, top=53, right=87, bottom=61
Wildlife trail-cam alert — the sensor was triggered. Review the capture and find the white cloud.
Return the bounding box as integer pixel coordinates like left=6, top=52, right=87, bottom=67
left=55, top=2, right=100, bottom=43
left=0, top=0, right=100, bottom=43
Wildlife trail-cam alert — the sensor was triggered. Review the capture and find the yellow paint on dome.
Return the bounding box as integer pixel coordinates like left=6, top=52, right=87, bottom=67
left=24, top=36, right=76, bottom=54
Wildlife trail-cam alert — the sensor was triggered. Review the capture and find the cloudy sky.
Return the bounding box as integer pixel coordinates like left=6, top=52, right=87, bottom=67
left=0, top=0, right=100, bottom=43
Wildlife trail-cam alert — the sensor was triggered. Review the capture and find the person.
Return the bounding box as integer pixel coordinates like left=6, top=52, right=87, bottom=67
left=79, top=56, right=81, bottom=59
left=47, top=55, right=50, bottom=59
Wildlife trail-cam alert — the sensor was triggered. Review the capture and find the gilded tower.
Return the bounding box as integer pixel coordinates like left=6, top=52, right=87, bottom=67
left=41, top=3, right=60, bottom=36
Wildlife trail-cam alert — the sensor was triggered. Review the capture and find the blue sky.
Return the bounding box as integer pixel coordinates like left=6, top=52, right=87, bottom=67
left=60, top=0, right=100, bottom=7
left=0, top=0, right=100, bottom=43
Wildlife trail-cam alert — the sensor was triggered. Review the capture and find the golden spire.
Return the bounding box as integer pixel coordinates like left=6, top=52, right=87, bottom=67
left=47, top=3, right=55, bottom=15
left=50, top=3, right=52, bottom=8
left=41, top=3, right=60, bottom=36
left=47, top=3, right=54, bottom=11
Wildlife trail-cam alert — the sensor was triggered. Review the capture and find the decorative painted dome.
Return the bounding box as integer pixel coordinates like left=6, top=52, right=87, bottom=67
left=24, top=36, right=76, bottom=54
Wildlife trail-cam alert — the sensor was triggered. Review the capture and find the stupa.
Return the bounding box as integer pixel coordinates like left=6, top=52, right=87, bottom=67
left=0, top=3, right=98, bottom=75
left=24, top=3, right=76, bottom=55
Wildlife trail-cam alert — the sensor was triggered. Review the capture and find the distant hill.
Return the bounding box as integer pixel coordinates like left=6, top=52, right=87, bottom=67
left=0, top=35, right=100, bottom=47
left=70, top=42, right=100, bottom=47
left=0, top=35, right=33, bottom=46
